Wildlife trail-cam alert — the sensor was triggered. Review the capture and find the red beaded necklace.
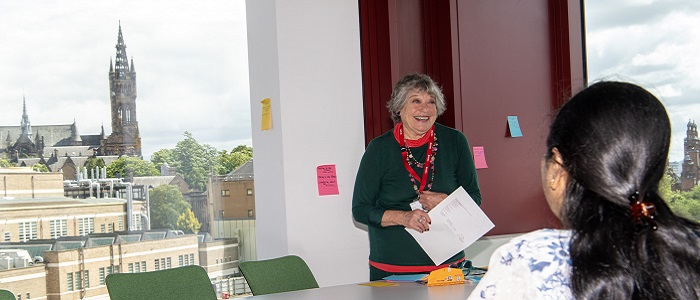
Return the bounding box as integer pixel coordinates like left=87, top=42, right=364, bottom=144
left=394, top=123, right=438, bottom=196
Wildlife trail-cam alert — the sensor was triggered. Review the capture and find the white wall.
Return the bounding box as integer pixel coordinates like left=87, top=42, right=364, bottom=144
left=246, top=0, right=370, bottom=286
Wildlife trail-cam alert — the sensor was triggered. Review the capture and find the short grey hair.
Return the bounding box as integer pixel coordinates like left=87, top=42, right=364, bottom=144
left=386, top=73, right=446, bottom=123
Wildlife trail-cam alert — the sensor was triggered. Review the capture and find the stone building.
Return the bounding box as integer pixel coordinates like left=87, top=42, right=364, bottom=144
left=680, top=120, right=700, bottom=191
left=0, top=168, right=241, bottom=299
left=1, top=23, right=142, bottom=176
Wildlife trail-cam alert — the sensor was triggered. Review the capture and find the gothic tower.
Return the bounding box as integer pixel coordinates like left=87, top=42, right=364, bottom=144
left=680, top=119, right=700, bottom=191
left=8, top=96, right=39, bottom=160
left=20, top=96, right=32, bottom=140
left=103, top=22, right=142, bottom=157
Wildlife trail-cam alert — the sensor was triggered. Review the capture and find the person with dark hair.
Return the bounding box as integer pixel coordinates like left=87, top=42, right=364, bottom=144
left=468, top=81, right=700, bottom=299
left=352, top=73, right=482, bottom=281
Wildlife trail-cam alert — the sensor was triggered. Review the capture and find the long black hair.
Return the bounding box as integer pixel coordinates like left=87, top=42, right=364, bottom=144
left=545, top=81, right=700, bottom=299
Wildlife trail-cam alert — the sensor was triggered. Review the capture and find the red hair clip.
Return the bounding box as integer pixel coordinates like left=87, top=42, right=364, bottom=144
left=629, top=191, right=657, bottom=231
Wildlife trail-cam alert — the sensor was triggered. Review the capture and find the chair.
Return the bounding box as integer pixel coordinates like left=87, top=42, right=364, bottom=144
left=239, top=255, right=319, bottom=295
left=105, top=265, right=217, bottom=300
left=0, top=290, right=15, bottom=300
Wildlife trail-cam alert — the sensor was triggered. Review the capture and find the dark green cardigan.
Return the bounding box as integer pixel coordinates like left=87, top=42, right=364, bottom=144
left=352, top=123, right=482, bottom=268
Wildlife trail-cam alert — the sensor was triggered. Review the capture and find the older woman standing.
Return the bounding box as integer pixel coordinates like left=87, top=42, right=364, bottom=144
left=352, top=73, right=482, bottom=281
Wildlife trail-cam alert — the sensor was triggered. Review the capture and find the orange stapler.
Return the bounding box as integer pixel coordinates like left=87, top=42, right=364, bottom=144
left=425, top=267, right=464, bottom=287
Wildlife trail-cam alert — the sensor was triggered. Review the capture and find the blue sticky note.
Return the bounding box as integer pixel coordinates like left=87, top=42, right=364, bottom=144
left=507, top=116, right=523, bottom=137
left=383, top=274, right=428, bottom=282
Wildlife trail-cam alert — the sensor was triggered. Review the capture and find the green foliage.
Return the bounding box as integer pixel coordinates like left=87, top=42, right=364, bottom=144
left=150, top=149, right=174, bottom=170
left=176, top=208, right=202, bottom=233
left=106, top=156, right=159, bottom=178
left=170, top=132, right=221, bottom=191
left=86, top=157, right=106, bottom=168
left=31, top=164, right=49, bottom=172
left=661, top=174, right=700, bottom=222
left=217, top=145, right=253, bottom=175
left=148, top=132, right=253, bottom=190
left=0, top=158, right=12, bottom=168
left=85, top=157, right=105, bottom=178
left=149, top=185, right=191, bottom=230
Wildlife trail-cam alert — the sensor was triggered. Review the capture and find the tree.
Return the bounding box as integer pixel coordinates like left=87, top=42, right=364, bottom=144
left=149, top=134, right=254, bottom=189
left=106, top=156, right=159, bottom=178
left=171, top=132, right=220, bottom=190
left=151, top=149, right=174, bottom=170
left=218, top=145, right=253, bottom=174
left=84, top=157, right=106, bottom=178
left=0, top=158, right=13, bottom=168
left=176, top=208, right=202, bottom=233
left=149, top=185, right=191, bottom=230
left=31, top=163, right=49, bottom=172
left=663, top=176, right=700, bottom=222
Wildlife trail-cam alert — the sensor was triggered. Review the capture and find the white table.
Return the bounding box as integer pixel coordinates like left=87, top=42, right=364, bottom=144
left=241, top=281, right=476, bottom=300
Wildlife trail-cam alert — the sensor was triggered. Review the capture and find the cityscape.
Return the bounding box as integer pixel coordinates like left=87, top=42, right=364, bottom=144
left=0, top=23, right=255, bottom=299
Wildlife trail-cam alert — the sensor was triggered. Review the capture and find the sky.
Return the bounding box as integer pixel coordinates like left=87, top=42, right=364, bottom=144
left=1, top=1, right=697, bottom=163
left=586, top=0, right=700, bottom=163
left=0, top=0, right=250, bottom=160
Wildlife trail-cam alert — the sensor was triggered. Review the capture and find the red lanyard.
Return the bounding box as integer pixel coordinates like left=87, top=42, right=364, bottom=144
left=398, top=124, right=434, bottom=193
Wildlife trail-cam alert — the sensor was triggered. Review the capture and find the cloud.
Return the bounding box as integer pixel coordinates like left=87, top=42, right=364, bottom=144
left=586, top=0, right=700, bottom=162
left=0, top=0, right=250, bottom=160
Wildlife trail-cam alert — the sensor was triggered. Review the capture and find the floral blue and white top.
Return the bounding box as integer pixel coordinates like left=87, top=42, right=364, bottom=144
left=468, top=229, right=573, bottom=300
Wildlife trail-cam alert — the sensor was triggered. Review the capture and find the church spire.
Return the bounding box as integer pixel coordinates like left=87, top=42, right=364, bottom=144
left=20, top=95, right=32, bottom=139
left=105, top=22, right=142, bottom=157
left=114, top=21, right=130, bottom=79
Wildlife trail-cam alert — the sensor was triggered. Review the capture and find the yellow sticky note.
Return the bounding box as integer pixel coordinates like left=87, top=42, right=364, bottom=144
left=358, top=282, right=398, bottom=287
left=261, top=98, right=271, bottom=130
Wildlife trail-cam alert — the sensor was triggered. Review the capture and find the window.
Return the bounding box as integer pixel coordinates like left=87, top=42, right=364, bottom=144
left=18, top=222, right=37, bottom=242
left=128, top=263, right=134, bottom=273
left=132, top=214, right=142, bottom=231
left=108, top=223, right=114, bottom=233
left=50, top=219, right=68, bottom=239
left=141, top=261, right=146, bottom=272
left=161, top=258, right=166, bottom=270
left=155, top=259, right=160, bottom=270
left=190, top=254, right=194, bottom=265
left=107, top=265, right=112, bottom=276
left=113, top=265, right=120, bottom=273
left=83, top=270, right=89, bottom=288
left=67, top=272, right=74, bottom=291
left=99, top=268, right=105, bottom=285
left=4, top=232, right=10, bottom=242
left=101, top=224, right=106, bottom=233
left=75, top=271, right=82, bottom=290
left=167, top=257, right=172, bottom=269
left=179, top=255, right=184, bottom=267
left=221, top=190, right=230, bottom=197
left=78, top=217, right=94, bottom=236
left=118, top=216, right=123, bottom=231
left=248, top=209, right=254, bottom=217
left=247, top=188, right=253, bottom=195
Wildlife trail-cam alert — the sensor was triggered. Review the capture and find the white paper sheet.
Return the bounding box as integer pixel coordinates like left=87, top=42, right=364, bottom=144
left=406, top=186, right=495, bottom=265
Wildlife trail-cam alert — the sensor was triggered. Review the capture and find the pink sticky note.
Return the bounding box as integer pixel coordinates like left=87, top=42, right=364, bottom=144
left=473, top=146, right=488, bottom=169
left=316, top=165, right=339, bottom=196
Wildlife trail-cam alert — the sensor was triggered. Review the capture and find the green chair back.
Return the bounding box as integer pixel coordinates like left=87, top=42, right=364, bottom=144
left=239, top=255, right=319, bottom=295
left=105, top=265, right=216, bottom=300
left=0, top=290, right=15, bottom=300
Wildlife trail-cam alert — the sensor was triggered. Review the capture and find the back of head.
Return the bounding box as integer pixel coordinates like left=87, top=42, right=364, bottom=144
left=546, top=81, right=700, bottom=299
